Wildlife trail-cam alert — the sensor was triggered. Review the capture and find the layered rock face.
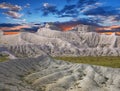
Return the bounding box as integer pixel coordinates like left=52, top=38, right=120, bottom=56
left=0, top=25, right=120, bottom=91
left=1, top=26, right=120, bottom=56
left=0, top=55, right=120, bottom=91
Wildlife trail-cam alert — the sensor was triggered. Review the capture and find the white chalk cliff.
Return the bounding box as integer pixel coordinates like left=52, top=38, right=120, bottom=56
left=0, top=26, right=120, bottom=56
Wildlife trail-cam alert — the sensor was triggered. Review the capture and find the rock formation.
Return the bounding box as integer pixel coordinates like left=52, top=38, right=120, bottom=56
left=0, top=25, right=120, bottom=91
left=1, top=26, right=120, bottom=56
left=0, top=55, right=120, bottom=91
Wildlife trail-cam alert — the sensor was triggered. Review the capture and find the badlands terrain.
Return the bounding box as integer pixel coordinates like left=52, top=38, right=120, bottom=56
left=1, top=24, right=120, bottom=57
left=0, top=24, right=120, bottom=91
left=0, top=55, right=120, bottom=91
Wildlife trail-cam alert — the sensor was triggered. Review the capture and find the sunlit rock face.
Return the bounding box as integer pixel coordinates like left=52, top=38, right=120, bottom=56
left=0, top=24, right=120, bottom=57
left=74, top=24, right=96, bottom=33
left=0, top=55, right=120, bottom=91
left=0, top=24, right=120, bottom=91
left=0, top=31, right=3, bottom=36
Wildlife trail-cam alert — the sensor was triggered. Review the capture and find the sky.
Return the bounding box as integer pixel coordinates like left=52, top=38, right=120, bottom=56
left=0, top=0, right=120, bottom=26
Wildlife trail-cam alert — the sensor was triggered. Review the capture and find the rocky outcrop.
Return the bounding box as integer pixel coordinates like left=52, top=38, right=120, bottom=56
left=0, top=31, right=3, bottom=36
left=0, top=55, right=120, bottom=91
left=5, top=44, right=46, bottom=58
left=0, top=26, right=120, bottom=91
left=1, top=27, right=120, bottom=56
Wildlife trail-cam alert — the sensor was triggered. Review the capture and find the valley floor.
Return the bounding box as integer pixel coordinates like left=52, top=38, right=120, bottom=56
left=54, top=56, right=120, bottom=68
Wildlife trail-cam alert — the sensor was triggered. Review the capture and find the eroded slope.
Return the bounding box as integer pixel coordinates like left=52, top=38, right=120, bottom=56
left=0, top=56, right=120, bottom=91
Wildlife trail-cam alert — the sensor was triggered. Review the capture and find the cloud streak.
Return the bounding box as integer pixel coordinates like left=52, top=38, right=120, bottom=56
left=3, top=11, right=23, bottom=19
left=0, top=25, right=30, bottom=31
left=0, top=2, right=21, bottom=11
left=0, top=2, right=24, bottom=23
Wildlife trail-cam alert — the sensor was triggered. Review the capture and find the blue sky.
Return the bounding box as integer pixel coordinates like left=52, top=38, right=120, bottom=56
left=0, top=0, right=120, bottom=26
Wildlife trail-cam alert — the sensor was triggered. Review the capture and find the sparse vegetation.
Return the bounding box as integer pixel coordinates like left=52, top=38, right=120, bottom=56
left=0, top=88, right=10, bottom=91
left=0, top=56, right=8, bottom=62
left=54, top=56, right=120, bottom=68
left=0, top=53, right=9, bottom=62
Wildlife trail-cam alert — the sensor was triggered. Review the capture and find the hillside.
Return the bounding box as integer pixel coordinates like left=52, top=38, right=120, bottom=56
left=0, top=25, right=120, bottom=91
left=0, top=55, right=120, bottom=91
left=1, top=25, right=120, bottom=56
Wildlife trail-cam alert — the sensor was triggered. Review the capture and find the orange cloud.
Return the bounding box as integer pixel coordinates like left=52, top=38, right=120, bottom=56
left=0, top=25, right=30, bottom=31
left=115, top=32, right=120, bottom=35
left=99, top=32, right=113, bottom=35
left=0, top=25, right=30, bottom=35
left=4, top=32, right=20, bottom=35
left=96, top=25, right=120, bottom=31
left=57, top=23, right=78, bottom=31
left=59, top=25, right=75, bottom=31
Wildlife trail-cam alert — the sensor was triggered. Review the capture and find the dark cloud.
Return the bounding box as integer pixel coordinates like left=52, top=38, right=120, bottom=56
left=83, top=6, right=119, bottom=16
left=40, top=3, right=78, bottom=17
left=0, top=23, right=20, bottom=27
left=21, top=27, right=39, bottom=32
left=59, top=4, right=76, bottom=14
left=55, top=17, right=101, bottom=27
left=41, top=3, right=58, bottom=16
left=76, top=18, right=102, bottom=26
left=39, top=0, right=120, bottom=26
left=0, top=2, right=22, bottom=11
left=114, top=15, right=120, bottom=21
left=58, top=5, right=78, bottom=18
left=40, top=1, right=98, bottom=18
left=82, top=5, right=120, bottom=25
left=77, top=0, right=98, bottom=9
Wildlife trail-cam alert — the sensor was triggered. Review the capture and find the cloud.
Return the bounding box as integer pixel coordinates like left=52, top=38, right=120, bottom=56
left=83, top=6, right=119, bottom=16
left=80, top=2, right=103, bottom=13
left=0, top=2, right=24, bottom=21
left=114, top=15, right=120, bottom=21
left=41, top=3, right=58, bottom=16
left=77, top=18, right=102, bottom=26
left=59, top=4, right=76, bottom=13
left=43, top=3, right=52, bottom=8
left=0, top=2, right=22, bottom=11
left=58, top=14, right=78, bottom=18
left=38, top=0, right=120, bottom=26
left=24, top=3, right=30, bottom=8
left=77, top=0, right=98, bottom=9
left=55, top=17, right=101, bottom=28
left=41, top=3, right=78, bottom=17
left=0, top=25, right=30, bottom=31
left=0, top=23, right=20, bottom=27
left=81, top=4, right=120, bottom=26
left=40, top=1, right=99, bottom=18
left=57, top=4, right=79, bottom=18
left=88, top=15, right=120, bottom=26
left=3, top=11, right=23, bottom=19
